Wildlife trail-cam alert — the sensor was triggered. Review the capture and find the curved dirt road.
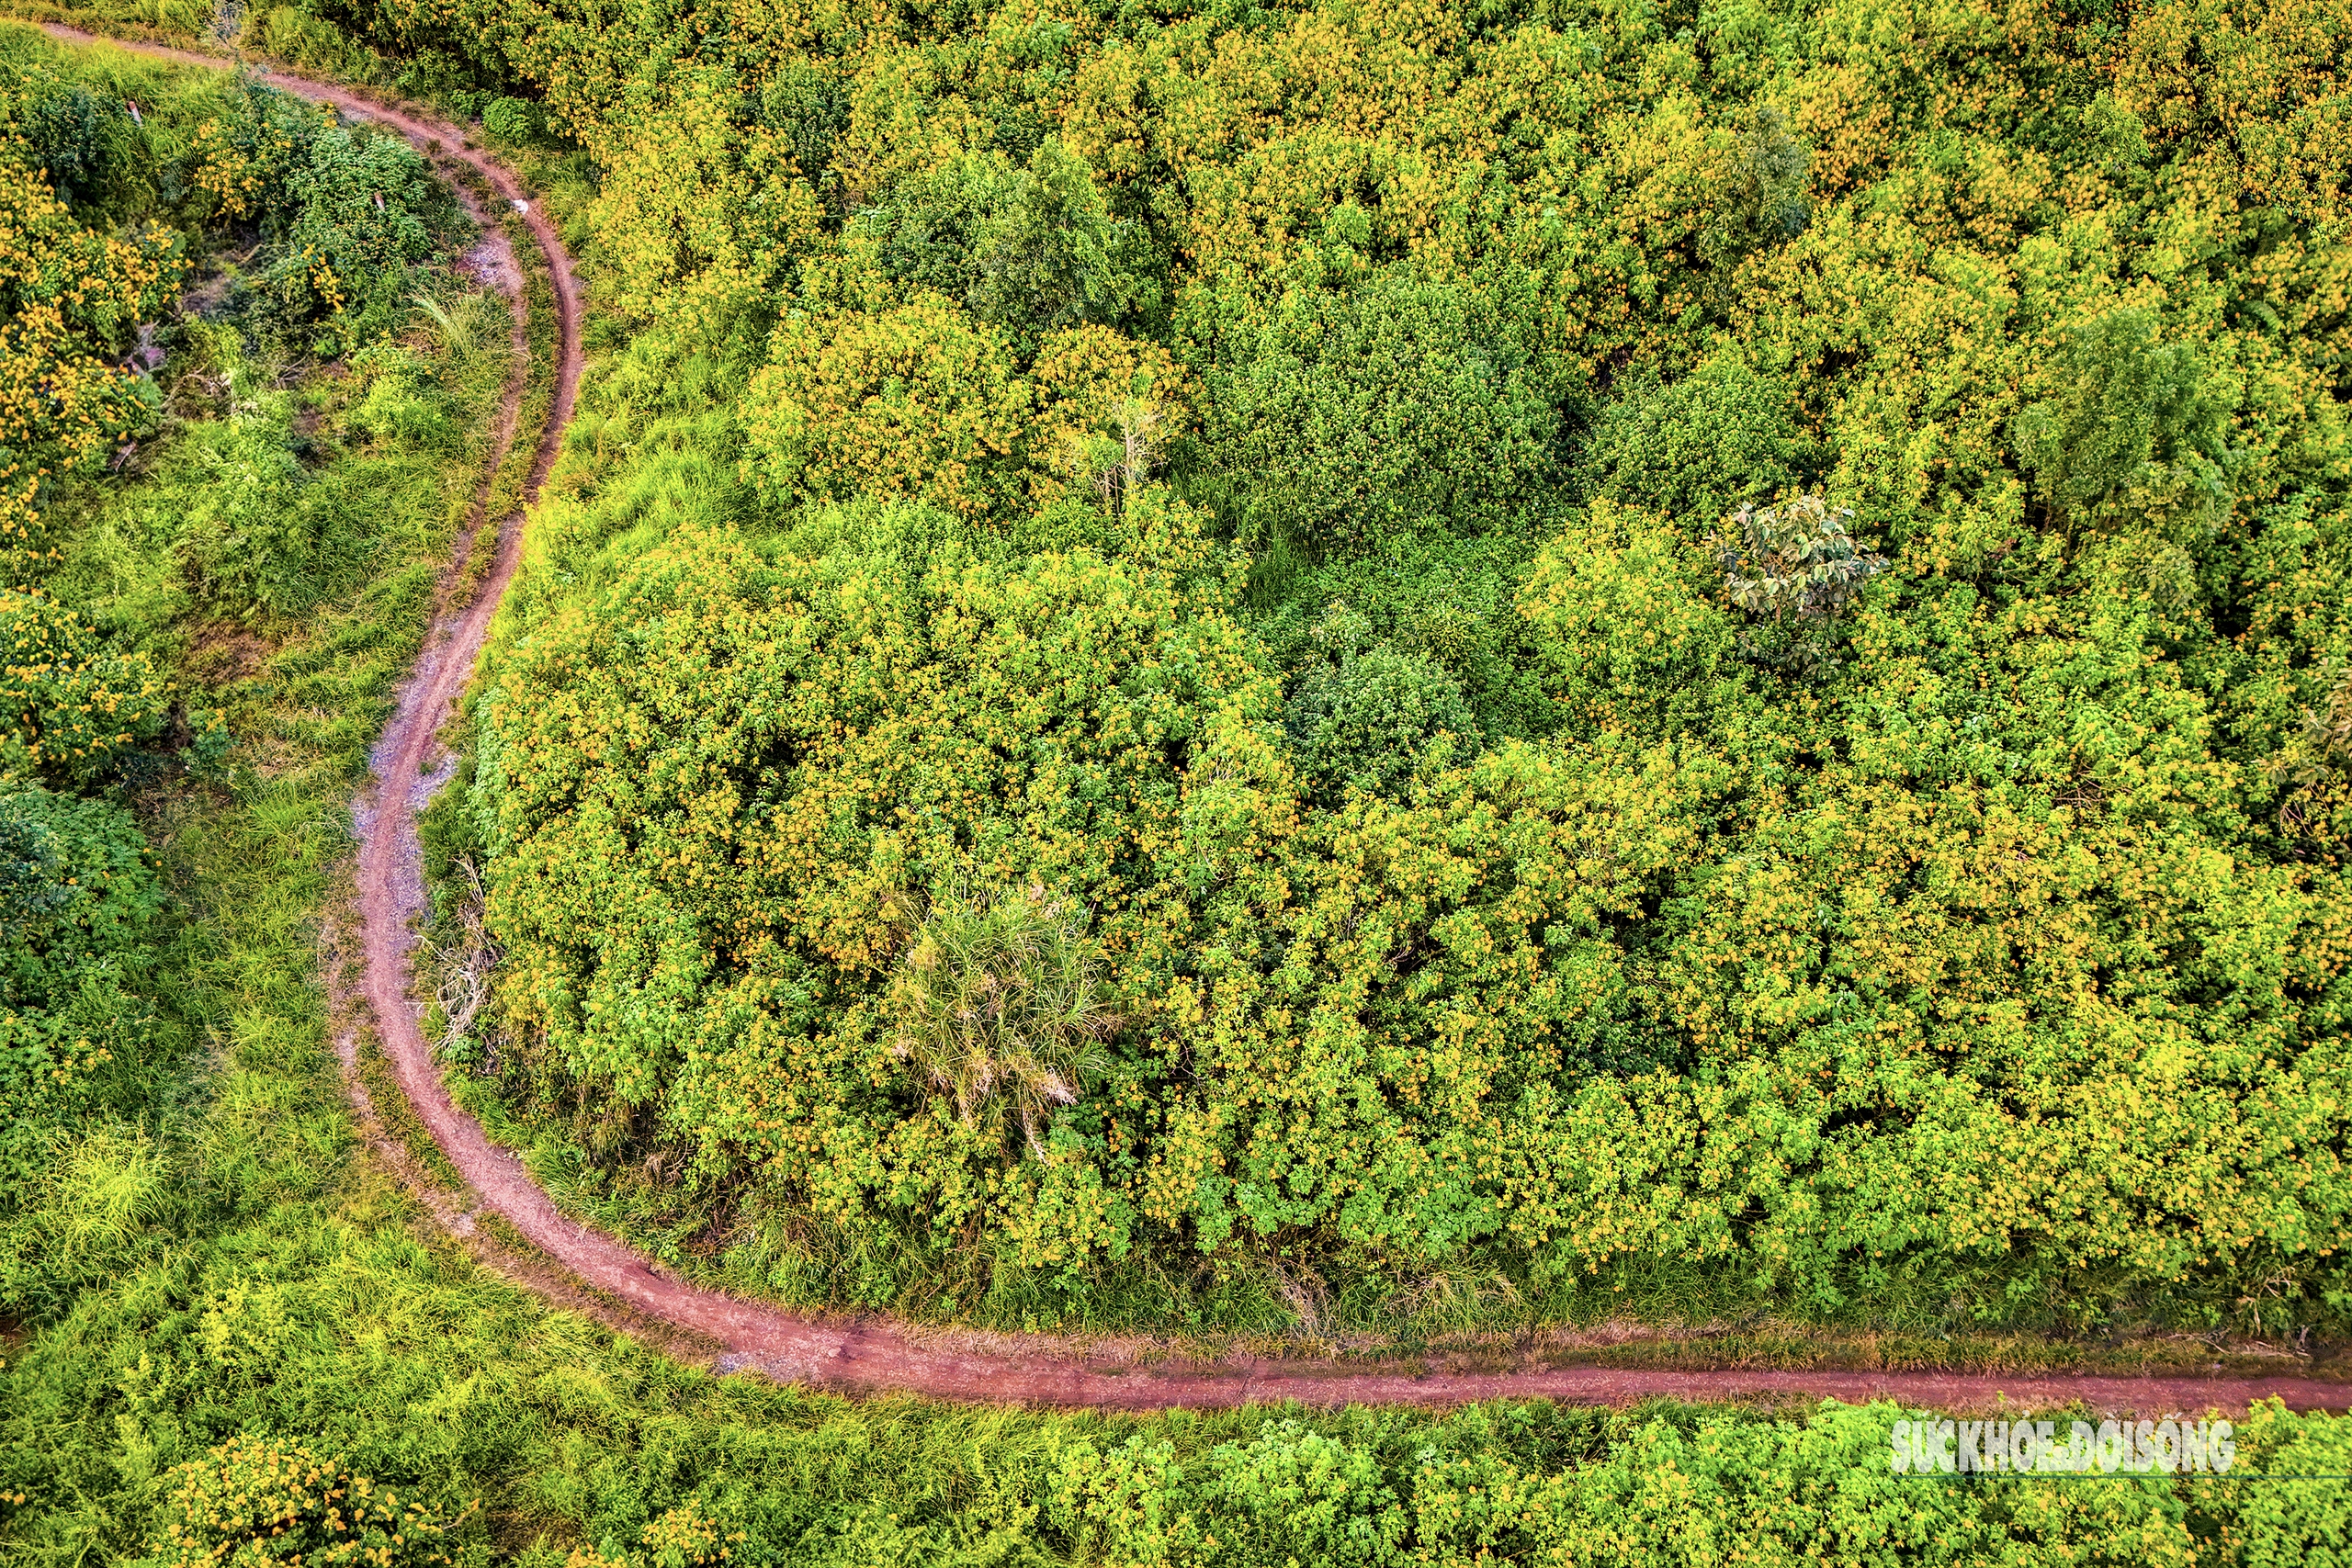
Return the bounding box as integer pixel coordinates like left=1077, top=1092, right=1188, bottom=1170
left=45, top=23, right=2352, bottom=1421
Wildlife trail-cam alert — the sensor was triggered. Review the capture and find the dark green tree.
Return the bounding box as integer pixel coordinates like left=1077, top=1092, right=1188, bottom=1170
left=1581, top=355, right=1805, bottom=524
left=2011, top=307, right=2236, bottom=540
left=1203, top=267, right=1561, bottom=553
left=855, top=140, right=1156, bottom=352
left=1283, top=604, right=1480, bottom=801
left=967, top=139, right=1157, bottom=343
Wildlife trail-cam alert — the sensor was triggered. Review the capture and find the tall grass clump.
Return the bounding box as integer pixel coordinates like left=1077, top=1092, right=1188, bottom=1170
left=887, top=881, right=1116, bottom=1152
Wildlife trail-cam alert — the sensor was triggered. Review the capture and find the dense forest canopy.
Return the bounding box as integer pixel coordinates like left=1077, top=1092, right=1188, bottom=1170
left=243, top=0, right=2352, bottom=1335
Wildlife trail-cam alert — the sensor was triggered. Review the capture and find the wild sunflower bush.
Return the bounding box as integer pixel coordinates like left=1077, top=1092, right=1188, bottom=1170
left=157, top=1437, right=471, bottom=1568
left=412, top=0, right=2352, bottom=1336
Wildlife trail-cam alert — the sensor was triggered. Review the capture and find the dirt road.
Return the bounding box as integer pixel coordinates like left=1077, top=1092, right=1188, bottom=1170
left=42, top=20, right=2352, bottom=1421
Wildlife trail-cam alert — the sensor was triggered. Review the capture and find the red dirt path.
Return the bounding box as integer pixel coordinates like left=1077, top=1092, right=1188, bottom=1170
left=42, top=21, right=2352, bottom=1420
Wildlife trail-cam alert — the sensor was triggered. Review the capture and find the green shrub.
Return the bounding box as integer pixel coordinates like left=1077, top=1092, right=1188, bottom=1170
left=479, top=94, right=538, bottom=146
left=350, top=342, right=458, bottom=450
left=0, top=784, right=162, bottom=1004
left=161, top=72, right=451, bottom=349
left=177, top=74, right=322, bottom=226
left=759, top=59, right=846, bottom=184
left=13, top=76, right=134, bottom=210
left=1699, top=106, right=1813, bottom=270
left=1201, top=267, right=1561, bottom=553
left=2012, top=310, right=2236, bottom=523
left=1257, top=531, right=1555, bottom=743
left=1193, top=1420, right=1407, bottom=1564
left=1283, top=607, right=1480, bottom=801
left=965, top=138, right=1159, bottom=346
left=850, top=152, right=1012, bottom=303
left=2232, top=1401, right=2352, bottom=1567
left=853, top=139, right=1157, bottom=351
left=2011, top=308, right=2241, bottom=604
left=155, top=1436, right=472, bottom=1567
left=1518, top=499, right=1736, bottom=743
left=1579, top=355, right=1805, bottom=525
left=266, top=123, right=447, bottom=351
left=164, top=401, right=322, bottom=619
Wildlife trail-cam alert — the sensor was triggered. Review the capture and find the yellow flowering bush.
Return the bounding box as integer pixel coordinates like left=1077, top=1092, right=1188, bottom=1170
left=156, top=1437, right=473, bottom=1568
left=0, top=147, right=180, bottom=569
left=0, top=588, right=168, bottom=784
left=741, top=295, right=1029, bottom=521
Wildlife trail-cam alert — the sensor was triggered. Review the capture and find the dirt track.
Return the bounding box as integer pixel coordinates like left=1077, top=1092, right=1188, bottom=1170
left=41, top=21, right=2352, bottom=1421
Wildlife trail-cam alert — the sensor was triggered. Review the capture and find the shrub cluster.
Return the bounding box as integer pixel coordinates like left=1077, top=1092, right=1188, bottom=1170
left=0, top=27, right=492, bottom=1325
left=417, top=0, right=2352, bottom=1339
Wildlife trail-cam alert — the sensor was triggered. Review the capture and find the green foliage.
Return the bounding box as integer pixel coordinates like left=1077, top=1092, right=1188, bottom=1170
left=887, top=881, right=1117, bottom=1154
left=157, top=1436, right=471, bottom=1566
left=0, top=784, right=161, bottom=1004
left=758, top=60, right=846, bottom=186
left=479, top=94, right=538, bottom=147
left=1702, top=106, right=1813, bottom=270
left=851, top=153, right=1011, bottom=302
left=124, top=66, right=458, bottom=350
left=14, top=77, right=133, bottom=209
left=0, top=787, right=168, bottom=1252
left=2273, top=660, right=2352, bottom=851
left=966, top=138, right=1159, bottom=345
left=854, top=137, right=1158, bottom=351
left=164, top=377, right=400, bottom=619
left=1518, top=499, right=1736, bottom=742
left=1580, top=355, right=1805, bottom=525
left=2013, top=309, right=2238, bottom=536
left=179, top=74, right=323, bottom=223
left=1257, top=529, right=1557, bottom=744
left=1037, top=1402, right=2282, bottom=1565
left=1200, top=266, right=1561, bottom=552
left=266, top=120, right=449, bottom=351
left=741, top=296, right=1027, bottom=520
left=0, top=588, right=170, bottom=783
left=0, top=1122, right=177, bottom=1318
left=2232, top=1401, right=2352, bottom=1566
left=352, top=333, right=463, bottom=446
left=1282, top=604, right=1479, bottom=801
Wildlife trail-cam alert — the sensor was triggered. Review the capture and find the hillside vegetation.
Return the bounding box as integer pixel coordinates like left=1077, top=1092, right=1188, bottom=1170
left=296, top=0, right=2352, bottom=1341
left=15, top=4, right=2352, bottom=1563
left=0, top=20, right=495, bottom=1317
